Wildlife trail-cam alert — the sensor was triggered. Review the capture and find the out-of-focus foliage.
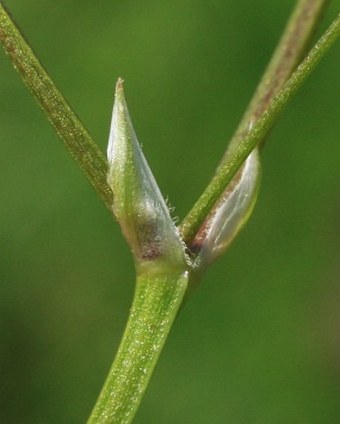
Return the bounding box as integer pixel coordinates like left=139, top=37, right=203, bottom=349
left=1, top=1, right=339, bottom=422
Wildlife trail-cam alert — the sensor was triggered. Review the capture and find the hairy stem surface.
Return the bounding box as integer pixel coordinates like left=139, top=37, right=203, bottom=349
left=0, top=3, right=112, bottom=209
left=87, top=270, right=189, bottom=424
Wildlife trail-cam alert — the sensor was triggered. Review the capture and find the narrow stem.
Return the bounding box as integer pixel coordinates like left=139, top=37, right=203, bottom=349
left=180, top=15, right=340, bottom=243
left=181, top=0, right=329, bottom=245
left=223, top=0, right=329, bottom=161
left=0, top=3, right=112, bottom=210
left=87, top=270, right=189, bottom=424
left=0, top=1, right=333, bottom=237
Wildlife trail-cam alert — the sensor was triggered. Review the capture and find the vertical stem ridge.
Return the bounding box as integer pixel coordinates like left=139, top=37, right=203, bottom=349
left=87, top=271, right=189, bottom=424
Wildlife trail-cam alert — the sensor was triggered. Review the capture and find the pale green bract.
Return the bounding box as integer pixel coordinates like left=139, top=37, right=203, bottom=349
left=107, top=78, right=260, bottom=274
left=106, top=79, right=188, bottom=270
left=191, top=148, right=261, bottom=268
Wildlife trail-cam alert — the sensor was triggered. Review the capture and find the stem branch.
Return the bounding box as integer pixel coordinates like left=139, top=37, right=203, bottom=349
left=180, top=14, right=340, bottom=244
left=224, top=0, right=329, bottom=160
left=0, top=3, right=112, bottom=210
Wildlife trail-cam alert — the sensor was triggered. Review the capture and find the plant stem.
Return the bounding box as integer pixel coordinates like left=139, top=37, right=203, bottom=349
left=0, top=3, right=112, bottom=210
left=87, top=269, right=189, bottom=424
left=180, top=14, right=340, bottom=244
left=0, top=4, right=338, bottom=424
left=222, top=0, right=329, bottom=161
left=184, top=0, right=329, bottom=252
left=0, top=1, right=333, bottom=235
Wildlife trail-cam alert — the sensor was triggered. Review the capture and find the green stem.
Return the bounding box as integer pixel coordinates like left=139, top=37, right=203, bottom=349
left=0, top=1, right=333, bottom=236
left=1, top=4, right=338, bottom=424
left=180, top=14, right=340, bottom=244
left=222, top=0, right=329, bottom=161
left=183, top=0, right=329, bottom=251
left=0, top=3, right=112, bottom=210
left=87, top=269, right=189, bottom=424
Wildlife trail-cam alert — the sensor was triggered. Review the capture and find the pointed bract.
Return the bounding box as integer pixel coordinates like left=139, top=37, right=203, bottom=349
left=191, top=148, right=261, bottom=267
left=107, top=79, right=187, bottom=269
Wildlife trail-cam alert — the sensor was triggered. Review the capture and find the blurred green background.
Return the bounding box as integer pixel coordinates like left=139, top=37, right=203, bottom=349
left=1, top=0, right=340, bottom=422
